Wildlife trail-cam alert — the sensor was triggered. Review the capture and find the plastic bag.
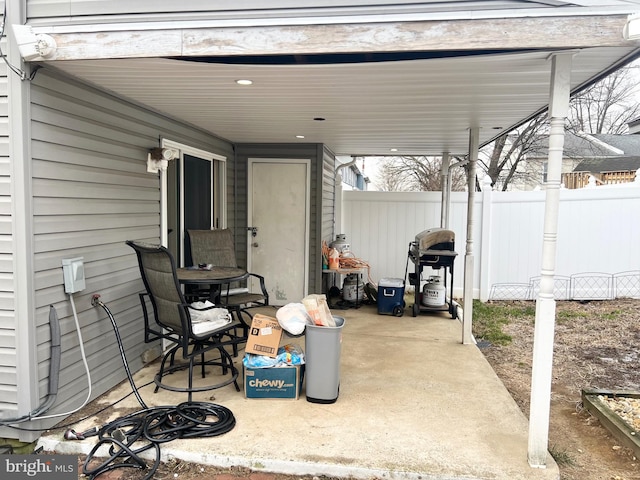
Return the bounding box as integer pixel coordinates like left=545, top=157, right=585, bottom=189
left=276, top=303, right=314, bottom=335
left=243, top=344, right=305, bottom=368
left=302, top=294, right=336, bottom=327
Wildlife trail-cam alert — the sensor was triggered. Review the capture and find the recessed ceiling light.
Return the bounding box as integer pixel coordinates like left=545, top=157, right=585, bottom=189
left=296, top=135, right=305, bottom=139
left=236, top=79, right=253, bottom=85
left=390, top=148, right=398, bottom=152
left=313, top=117, right=326, bottom=121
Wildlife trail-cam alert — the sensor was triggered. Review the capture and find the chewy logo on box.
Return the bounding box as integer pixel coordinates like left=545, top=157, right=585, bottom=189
left=245, top=314, right=283, bottom=358
left=244, top=365, right=304, bottom=399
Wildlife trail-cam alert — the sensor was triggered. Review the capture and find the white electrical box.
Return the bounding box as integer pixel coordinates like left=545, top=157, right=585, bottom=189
left=62, top=257, right=86, bottom=293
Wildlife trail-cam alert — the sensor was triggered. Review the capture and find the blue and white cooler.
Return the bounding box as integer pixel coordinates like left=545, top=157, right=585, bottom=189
left=377, top=277, right=405, bottom=317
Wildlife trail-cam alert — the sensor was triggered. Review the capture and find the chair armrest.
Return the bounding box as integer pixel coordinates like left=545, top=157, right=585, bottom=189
left=247, top=272, right=269, bottom=304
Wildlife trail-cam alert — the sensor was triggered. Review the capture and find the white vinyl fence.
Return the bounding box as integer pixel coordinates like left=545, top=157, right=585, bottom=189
left=340, top=179, right=640, bottom=302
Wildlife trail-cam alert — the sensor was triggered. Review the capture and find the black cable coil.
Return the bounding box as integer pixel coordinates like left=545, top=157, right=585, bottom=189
left=83, top=402, right=236, bottom=479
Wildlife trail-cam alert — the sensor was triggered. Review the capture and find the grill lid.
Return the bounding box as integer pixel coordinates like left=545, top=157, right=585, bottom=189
left=414, top=228, right=455, bottom=253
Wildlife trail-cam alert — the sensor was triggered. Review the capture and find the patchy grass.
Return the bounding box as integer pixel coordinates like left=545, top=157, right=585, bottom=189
left=472, top=300, right=535, bottom=345
left=549, top=444, right=576, bottom=467
left=599, top=309, right=622, bottom=321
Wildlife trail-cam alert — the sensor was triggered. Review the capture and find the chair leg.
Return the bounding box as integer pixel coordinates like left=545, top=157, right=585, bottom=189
left=155, top=345, right=179, bottom=394
left=200, top=346, right=206, bottom=379
left=219, top=347, right=241, bottom=392
left=188, top=357, right=195, bottom=403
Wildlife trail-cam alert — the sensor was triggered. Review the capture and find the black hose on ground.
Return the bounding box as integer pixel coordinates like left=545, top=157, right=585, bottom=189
left=82, top=402, right=236, bottom=479
left=81, top=296, right=236, bottom=479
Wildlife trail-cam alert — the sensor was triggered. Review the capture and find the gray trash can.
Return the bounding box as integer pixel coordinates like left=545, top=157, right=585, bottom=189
left=305, top=316, right=345, bottom=404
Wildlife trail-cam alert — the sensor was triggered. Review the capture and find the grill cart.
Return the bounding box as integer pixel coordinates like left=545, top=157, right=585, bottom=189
left=408, top=228, right=458, bottom=318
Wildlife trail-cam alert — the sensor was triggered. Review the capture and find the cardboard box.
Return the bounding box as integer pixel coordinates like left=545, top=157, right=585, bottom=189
left=245, top=314, right=283, bottom=358
left=244, top=365, right=304, bottom=399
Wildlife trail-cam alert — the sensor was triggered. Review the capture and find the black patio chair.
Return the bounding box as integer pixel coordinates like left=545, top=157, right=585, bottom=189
left=186, top=229, right=270, bottom=335
left=126, top=240, right=241, bottom=401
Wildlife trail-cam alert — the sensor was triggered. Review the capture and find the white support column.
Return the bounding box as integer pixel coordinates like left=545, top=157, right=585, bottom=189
left=479, top=177, right=493, bottom=302
left=462, top=128, right=479, bottom=345
left=440, top=152, right=450, bottom=228
left=528, top=52, right=572, bottom=468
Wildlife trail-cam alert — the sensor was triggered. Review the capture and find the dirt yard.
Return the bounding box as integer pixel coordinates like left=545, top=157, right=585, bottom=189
left=479, top=298, right=640, bottom=480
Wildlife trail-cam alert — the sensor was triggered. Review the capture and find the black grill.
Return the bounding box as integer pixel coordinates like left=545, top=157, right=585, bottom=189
left=407, top=228, right=457, bottom=318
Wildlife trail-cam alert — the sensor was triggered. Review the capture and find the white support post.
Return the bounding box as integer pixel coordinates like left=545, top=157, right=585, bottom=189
left=528, top=52, right=572, bottom=468
left=440, top=152, right=450, bottom=228
left=462, top=128, right=479, bottom=345
left=335, top=172, right=344, bottom=235
left=479, top=177, right=493, bottom=302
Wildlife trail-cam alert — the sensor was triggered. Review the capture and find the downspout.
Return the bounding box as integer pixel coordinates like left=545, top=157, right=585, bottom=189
left=334, top=156, right=358, bottom=235
left=440, top=152, right=450, bottom=228
left=443, top=158, right=469, bottom=230
left=0, top=306, right=61, bottom=424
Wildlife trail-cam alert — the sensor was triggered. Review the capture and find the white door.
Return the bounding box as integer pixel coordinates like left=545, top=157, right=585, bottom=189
left=248, top=159, right=310, bottom=305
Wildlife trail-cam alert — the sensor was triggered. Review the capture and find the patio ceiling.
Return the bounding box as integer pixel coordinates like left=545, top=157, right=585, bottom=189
left=47, top=46, right=640, bottom=157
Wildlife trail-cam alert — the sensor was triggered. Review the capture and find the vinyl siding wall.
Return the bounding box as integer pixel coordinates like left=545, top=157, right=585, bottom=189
left=24, top=1, right=564, bottom=26
left=0, top=66, right=234, bottom=441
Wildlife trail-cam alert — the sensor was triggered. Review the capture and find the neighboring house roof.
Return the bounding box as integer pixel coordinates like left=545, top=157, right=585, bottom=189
left=573, top=155, right=640, bottom=173
left=591, top=134, right=640, bottom=154
left=526, top=132, right=622, bottom=158
left=527, top=131, right=640, bottom=159
left=629, top=116, right=640, bottom=134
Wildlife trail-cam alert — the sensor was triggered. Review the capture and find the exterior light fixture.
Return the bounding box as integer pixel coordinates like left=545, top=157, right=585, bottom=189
left=236, top=79, right=253, bottom=85
left=390, top=148, right=398, bottom=152
left=296, top=135, right=305, bottom=139
left=147, top=147, right=179, bottom=173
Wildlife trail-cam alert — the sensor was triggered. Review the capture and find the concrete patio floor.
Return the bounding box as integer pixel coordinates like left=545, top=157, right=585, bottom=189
left=38, top=302, right=559, bottom=480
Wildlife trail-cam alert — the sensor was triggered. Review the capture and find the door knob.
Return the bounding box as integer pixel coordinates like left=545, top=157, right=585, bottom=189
left=252, top=242, right=259, bottom=247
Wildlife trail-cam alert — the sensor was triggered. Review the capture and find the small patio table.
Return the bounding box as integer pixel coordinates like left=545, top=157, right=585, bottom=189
left=177, top=266, right=248, bottom=303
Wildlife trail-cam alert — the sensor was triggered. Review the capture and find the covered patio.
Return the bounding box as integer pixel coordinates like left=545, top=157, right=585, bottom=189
left=39, top=304, right=559, bottom=480
left=3, top=3, right=639, bottom=476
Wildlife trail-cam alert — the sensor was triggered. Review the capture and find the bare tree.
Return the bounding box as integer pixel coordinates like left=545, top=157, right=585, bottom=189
left=374, top=156, right=467, bottom=192
left=372, top=63, right=639, bottom=192
left=480, top=113, right=549, bottom=191
left=568, top=64, right=640, bottom=134
left=479, top=62, right=640, bottom=190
